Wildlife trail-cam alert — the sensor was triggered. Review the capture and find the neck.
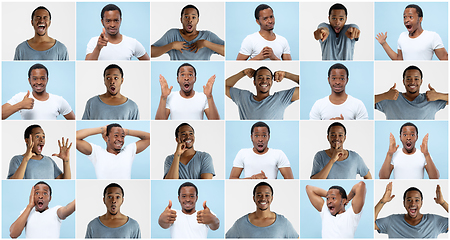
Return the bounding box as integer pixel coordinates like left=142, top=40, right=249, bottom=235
left=32, top=33, right=51, bottom=42
left=182, top=148, right=196, bottom=156
left=179, top=89, right=195, bottom=98
left=181, top=29, right=198, bottom=36
left=404, top=213, right=423, bottom=225
left=254, top=92, right=270, bottom=101
left=402, top=147, right=416, bottom=155
left=32, top=91, right=49, bottom=101
left=103, top=92, right=124, bottom=99
left=403, top=92, right=420, bottom=101
left=409, top=27, right=423, bottom=38
left=182, top=208, right=196, bottom=215
left=106, top=32, right=122, bottom=42
left=104, top=212, right=124, bottom=220
left=259, top=29, right=274, bottom=36
left=253, top=147, right=269, bottom=155
left=254, top=208, right=273, bottom=218
left=106, top=147, right=121, bottom=155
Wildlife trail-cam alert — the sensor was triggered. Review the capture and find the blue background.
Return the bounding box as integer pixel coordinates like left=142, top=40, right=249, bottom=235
left=226, top=2, right=299, bottom=60
left=375, top=2, right=448, bottom=60
left=76, top=120, right=150, bottom=179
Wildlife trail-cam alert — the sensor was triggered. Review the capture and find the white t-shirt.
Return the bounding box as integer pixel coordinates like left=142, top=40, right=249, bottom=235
left=232, top=148, right=290, bottom=179
left=309, top=95, right=368, bottom=120
left=397, top=30, right=445, bottom=60
left=25, top=206, right=62, bottom=238
left=320, top=202, right=361, bottom=238
left=7, top=92, right=72, bottom=120
left=239, top=32, right=290, bottom=60
left=166, top=91, right=208, bottom=120
left=87, top=142, right=137, bottom=179
left=169, top=209, right=212, bottom=238
left=86, top=35, right=146, bottom=60
left=391, top=148, right=427, bottom=179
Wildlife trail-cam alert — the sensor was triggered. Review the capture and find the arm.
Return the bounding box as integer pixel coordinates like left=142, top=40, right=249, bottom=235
left=57, top=200, right=75, bottom=220
left=203, top=75, right=220, bottom=120
left=158, top=200, right=177, bottom=229
left=151, top=42, right=189, bottom=58
left=63, top=111, right=75, bottom=120
left=76, top=126, right=106, bottom=155
left=281, top=54, right=291, bottom=60
left=435, top=47, right=448, bottom=60
left=53, top=137, right=72, bottom=179
left=379, top=133, right=397, bottom=179
left=375, top=182, right=395, bottom=230
left=155, top=75, right=171, bottom=120
left=305, top=185, right=326, bottom=212
left=2, top=91, right=34, bottom=120
left=311, top=144, right=344, bottom=179
left=279, top=167, right=294, bottom=179
left=426, top=84, right=448, bottom=105
left=348, top=181, right=366, bottom=214
left=434, top=185, right=448, bottom=212
left=10, top=187, right=35, bottom=238
left=200, top=173, right=213, bottom=179
left=236, top=53, right=250, bottom=60
left=314, top=27, right=329, bottom=41
left=376, top=32, right=402, bottom=60
left=421, top=133, right=440, bottom=179
left=164, top=139, right=187, bottom=179
left=229, top=167, right=267, bottom=179
left=123, top=128, right=150, bottom=154
left=345, top=27, right=360, bottom=40
left=9, top=136, right=36, bottom=179
left=274, top=71, right=299, bottom=101
left=375, top=83, right=399, bottom=104
left=225, top=68, right=254, bottom=98
left=363, top=171, right=372, bottom=179
left=138, top=53, right=150, bottom=60
left=85, top=29, right=108, bottom=60
left=197, top=201, right=219, bottom=230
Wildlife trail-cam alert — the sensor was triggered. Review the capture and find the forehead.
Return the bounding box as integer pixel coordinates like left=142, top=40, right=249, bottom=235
left=35, top=184, right=49, bottom=191
left=255, top=69, right=272, bottom=77
left=259, top=8, right=273, bottom=18
left=178, top=125, right=194, bottom=134
left=330, top=9, right=346, bottom=17
left=180, top=186, right=197, bottom=195
left=31, top=127, right=44, bottom=135
left=34, top=9, right=50, bottom=17
left=252, top=126, right=269, bottom=134
left=104, top=10, right=121, bottom=19
left=330, top=69, right=347, bottom=77
left=401, top=126, right=417, bottom=134
left=405, top=190, right=421, bottom=199
left=404, top=8, right=418, bottom=15
left=30, top=68, right=48, bottom=77
left=182, top=8, right=198, bottom=16
left=105, top=68, right=122, bottom=77
left=110, top=126, right=124, bottom=134
left=327, top=189, right=341, bottom=198
left=329, top=126, right=345, bottom=134
left=255, top=185, right=272, bottom=194
left=178, top=66, right=195, bottom=74
left=404, top=69, right=421, bottom=78
left=106, top=187, right=123, bottom=195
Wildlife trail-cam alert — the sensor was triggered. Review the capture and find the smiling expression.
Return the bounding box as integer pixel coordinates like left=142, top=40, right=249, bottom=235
left=403, top=69, right=422, bottom=95
left=326, top=189, right=346, bottom=216
left=177, top=66, right=196, bottom=94
left=328, top=9, right=347, bottom=34
left=104, top=68, right=123, bottom=96
left=176, top=125, right=195, bottom=149
left=103, top=187, right=124, bottom=216
left=178, top=186, right=198, bottom=214
left=34, top=184, right=51, bottom=213
left=181, top=8, right=199, bottom=33
left=403, top=190, right=422, bottom=219
left=106, top=127, right=125, bottom=153
left=328, top=69, right=348, bottom=94
left=102, top=10, right=121, bottom=36
left=28, top=68, right=48, bottom=94
left=400, top=126, right=418, bottom=154
left=327, top=126, right=346, bottom=149
left=32, top=9, right=51, bottom=36
left=253, top=185, right=273, bottom=211
left=254, top=69, right=273, bottom=95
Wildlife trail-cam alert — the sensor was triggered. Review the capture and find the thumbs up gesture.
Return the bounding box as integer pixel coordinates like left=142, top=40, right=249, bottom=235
left=385, top=83, right=399, bottom=100
left=197, top=201, right=214, bottom=224
left=21, top=90, right=34, bottom=109
left=426, top=84, right=441, bottom=102
left=161, top=200, right=177, bottom=225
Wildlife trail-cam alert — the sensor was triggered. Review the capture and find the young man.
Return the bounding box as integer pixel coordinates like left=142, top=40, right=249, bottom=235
left=158, top=182, right=219, bottom=238
left=85, top=4, right=150, bottom=60
left=314, top=3, right=360, bottom=60
left=310, top=63, right=368, bottom=120
left=86, top=183, right=141, bottom=238
left=236, top=4, right=291, bottom=60
left=82, top=64, right=139, bottom=120
left=10, top=182, right=75, bottom=238
left=376, top=4, right=448, bottom=60
left=226, top=182, right=298, bottom=238
left=311, top=122, right=372, bottom=179
left=8, top=124, right=72, bottom=179
left=155, top=63, right=220, bottom=120
left=229, top=122, right=294, bottom=179
left=305, top=181, right=366, bottom=238
left=14, top=6, right=69, bottom=60
left=151, top=4, right=224, bottom=60
left=375, top=182, right=448, bottom=238
left=379, top=122, right=439, bottom=179
left=375, top=65, right=448, bottom=120
left=76, top=123, right=150, bottom=179
left=2, top=63, right=75, bottom=120
left=164, top=123, right=215, bottom=179
left=226, top=66, right=299, bottom=120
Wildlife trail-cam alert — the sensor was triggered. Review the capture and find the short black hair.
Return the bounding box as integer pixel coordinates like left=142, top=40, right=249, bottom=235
left=402, top=65, right=423, bottom=79
left=32, top=6, right=51, bottom=20
left=181, top=4, right=199, bottom=17
left=103, top=183, right=124, bottom=197
left=101, top=4, right=122, bottom=19
left=327, top=122, right=346, bottom=136
left=175, top=123, right=194, bottom=138
left=329, top=3, right=347, bottom=16
left=400, top=122, right=418, bottom=135
left=255, top=4, right=272, bottom=19
left=253, top=182, right=273, bottom=196
left=24, top=124, right=42, bottom=140
left=405, top=4, right=423, bottom=18
left=251, top=121, right=270, bottom=135
left=178, top=182, right=198, bottom=196
left=403, top=187, right=423, bottom=201
left=34, top=181, right=52, bottom=196
left=106, top=123, right=123, bottom=137
left=253, top=66, right=273, bottom=81
left=28, top=63, right=49, bottom=79
left=177, top=63, right=197, bottom=77
left=328, top=63, right=349, bottom=78
left=103, top=64, right=124, bottom=78
left=329, top=185, right=347, bottom=199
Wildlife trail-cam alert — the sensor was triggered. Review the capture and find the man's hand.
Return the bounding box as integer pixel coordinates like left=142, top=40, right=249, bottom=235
left=314, top=27, right=329, bottom=41
left=376, top=32, right=388, bottom=45
left=426, top=84, right=441, bottom=102
left=420, top=133, right=430, bottom=156
left=274, top=71, right=285, bottom=82
left=243, top=68, right=255, bottom=79
left=96, top=28, right=109, bottom=50
left=28, top=186, right=35, bottom=208
left=175, top=138, right=187, bottom=156
left=331, top=142, right=344, bottom=162
left=24, top=134, right=36, bottom=161
left=434, top=185, right=444, bottom=205
left=381, top=182, right=395, bottom=204
left=251, top=170, right=267, bottom=179
left=330, top=114, right=344, bottom=120
left=20, top=91, right=34, bottom=110
left=171, top=41, right=189, bottom=53
left=388, top=133, right=399, bottom=156
left=254, top=47, right=278, bottom=60
left=52, top=137, right=72, bottom=162
left=385, top=83, right=399, bottom=100
left=203, top=75, right=216, bottom=99
left=189, top=40, right=207, bottom=53
left=159, top=75, right=173, bottom=99
left=197, top=201, right=215, bottom=224
left=161, top=200, right=177, bottom=225
left=345, top=27, right=360, bottom=40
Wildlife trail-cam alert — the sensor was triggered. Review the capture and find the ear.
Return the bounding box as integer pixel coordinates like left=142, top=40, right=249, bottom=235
left=256, top=19, right=260, bottom=26
left=103, top=197, right=106, bottom=205
left=49, top=196, right=52, bottom=202
left=28, top=77, right=32, bottom=85
left=180, top=17, right=182, bottom=24
left=103, top=134, right=108, bottom=142
left=48, top=20, right=51, bottom=28
left=343, top=135, right=347, bottom=142
left=328, top=15, right=331, bottom=23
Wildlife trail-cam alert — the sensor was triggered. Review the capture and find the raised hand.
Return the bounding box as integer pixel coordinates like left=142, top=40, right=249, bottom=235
left=434, top=185, right=444, bottom=205
left=97, top=28, right=109, bottom=50
left=24, top=134, right=36, bottom=160
left=203, top=75, right=216, bottom=98
left=52, top=137, right=72, bottom=162
left=381, top=182, right=395, bottom=203
left=376, top=32, right=388, bottom=45
left=274, top=71, right=285, bottom=82
left=426, top=84, right=440, bottom=102
left=159, top=75, right=173, bottom=98
left=243, top=68, right=255, bottom=79
left=388, top=133, right=399, bottom=155
left=161, top=200, right=177, bottom=225
left=386, top=83, right=399, bottom=100
left=21, top=91, right=34, bottom=110
left=420, top=133, right=429, bottom=156
left=28, top=186, right=36, bottom=208
left=197, top=201, right=215, bottom=225
left=345, top=27, right=360, bottom=40
left=175, top=138, right=187, bottom=156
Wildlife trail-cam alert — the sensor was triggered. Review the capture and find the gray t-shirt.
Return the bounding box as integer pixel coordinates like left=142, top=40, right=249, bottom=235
left=311, top=150, right=369, bottom=179
left=14, top=40, right=69, bottom=60
left=226, top=213, right=298, bottom=238
left=164, top=151, right=215, bottom=179
left=85, top=217, right=141, bottom=238
left=152, top=29, right=224, bottom=60
left=82, top=95, right=139, bottom=120
left=376, top=214, right=448, bottom=238
left=7, top=155, right=62, bottom=179
left=318, top=23, right=358, bottom=60
left=375, top=93, right=446, bottom=120
left=229, top=87, right=296, bottom=120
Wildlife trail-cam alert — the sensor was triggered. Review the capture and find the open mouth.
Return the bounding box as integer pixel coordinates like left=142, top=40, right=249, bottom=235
left=408, top=207, right=417, bottom=217
left=334, top=26, right=342, bottom=33
left=114, top=141, right=123, bottom=149
left=37, top=144, right=44, bottom=152
left=183, top=83, right=190, bottom=91
left=405, top=24, right=413, bottom=31
left=37, top=24, right=46, bottom=32
left=187, top=24, right=193, bottom=31
left=110, top=86, right=116, bottom=92
left=37, top=200, right=44, bottom=208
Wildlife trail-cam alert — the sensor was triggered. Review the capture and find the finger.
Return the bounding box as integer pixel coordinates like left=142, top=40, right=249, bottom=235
left=25, top=90, right=30, bottom=98
left=168, top=200, right=172, bottom=209
left=203, top=201, right=207, bottom=209
left=428, top=83, right=435, bottom=91
left=169, top=86, right=173, bottom=91
left=340, top=114, right=344, bottom=119
left=67, top=142, right=73, bottom=151
left=65, top=137, right=69, bottom=147
left=391, top=83, right=396, bottom=89
left=58, top=139, right=62, bottom=148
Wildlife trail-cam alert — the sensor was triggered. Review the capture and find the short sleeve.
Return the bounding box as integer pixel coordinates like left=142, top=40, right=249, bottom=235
left=375, top=101, right=385, bottom=113
left=51, top=158, right=63, bottom=178
left=277, top=87, right=296, bottom=106
left=309, top=100, right=322, bottom=120
left=284, top=218, right=299, bottom=238
left=208, top=31, right=225, bottom=47
left=152, top=30, right=172, bottom=47
left=163, top=155, right=174, bottom=178
left=85, top=220, right=94, bottom=238
left=355, top=99, right=369, bottom=120
left=133, top=39, right=146, bottom=58
left=58, top=96, right=73, bottom=116
left=232, top=150, right=245, bottom=168
left=354, top=152, right=370, bottom=178
left=7, top=92, right=26, bottom=106
left=311, top=151, right=325, bottom=178
left=7, top=156, right=22, bottom=179
left=433, top=214, right=449, bottom=233
left=58, top=42, right=69, bottom=60
left=239, top=35, right=253, bottom=56
left=225, top=221, right=240, bottom=238
left=281, top=37, right=291, bottom=54
left=86, top=37, right=97, bottom=55
left=277, top=150, right=290, bottom=168
left=82, top=99, right=91, bottom=120
left=432, top=32, right=445, bottom=50
left=229, top=87, right=247, bottom=104
left=14, top=45, right=22, bottom=60
left=376, top=216, right=390, bottom=234
left=200, top=152, right=215, bottom=176
left=132, top=220, right=141, bottom=239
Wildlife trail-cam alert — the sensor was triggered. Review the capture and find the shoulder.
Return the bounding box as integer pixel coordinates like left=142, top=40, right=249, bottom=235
left=16, top=40, right=29, bottom=49
left=314, top=150, right=327, bottom=158
left=275, top=33, right=288, bottom=42
left=127, top=217, right=140, bottom=227
left=122, top=35, right=139, bottom=44
left=243, top=32, right=260, bottom=40
left=88, top=36, right=99, bottom=43
left=235, top=213, right=250, bottom=224
left=348, top=150, right=362, bottom=158
left=10, top=155, right=24, bottom=162
left=346, top=23, right=359, bottom=29
left=54, top=40, right=68, bottom=50
left=347, top=95, right=364, bottom=104
left=318, top=22, right=330, bottom=28
left=125, top=98, right=139, bottom=107
left=87, top=217, right=101, bottom=227
left=86, top=95, right=100, bottom=104
left=313, top=96, right=330, bottom=104
left=196, top=151, right=212, bottom=158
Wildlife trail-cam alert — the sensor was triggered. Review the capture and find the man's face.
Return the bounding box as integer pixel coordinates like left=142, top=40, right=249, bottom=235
left=177, top=66, right=196, bottom=94
left=101, top=10, right=121, bottom=36
left=32, top=9, right=51, bottom=36
left=328, top=9, right=347, bottom=34
left=28, top=68, right=48, bottom=94
left=251, top=126, right=270, bottom=153
left=256, top=8, right=275, bottom=31
left=181, top=8, right=199, bottom=33
left=106, top=127, right=125, bottom=152
left=253, top=185, right=273, bottom=211
left=178, top=186, right=197, bottom=214
left=400, top=126, right=418, bottom=153
left=404, top=8, right=422, bottom=33
left=103, top=187, right=124, bottom=216
left=26, top=127, right=45, bottom=155
left=34, top=184, right=51, bottom=213
left=403, top=190, right=422, bottom=219
left=253, top=69, right=273, bottom=95
left=327, top=126, right=346, bottom=149
left=326, top=189, right=346, bottom=216
left=176, top=125, right=195, bottom=149
left=403, top=69, right=422, bottom=94
left=328, top=69, right=348, bottom=94
left=104, top=68, right=123, bottom=96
